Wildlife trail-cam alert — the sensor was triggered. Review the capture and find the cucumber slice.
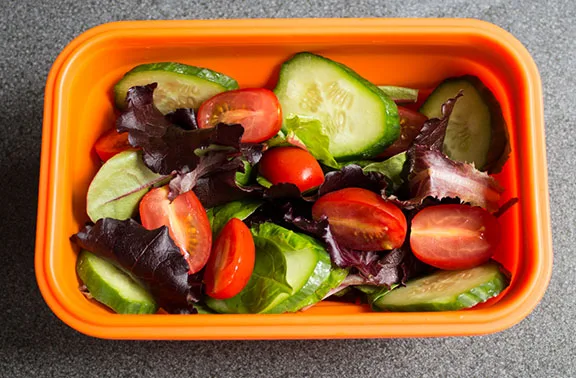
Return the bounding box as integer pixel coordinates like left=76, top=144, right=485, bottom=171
left=293, top=267, right=349, bottom=311
left=76, top=250, right=157, bottom=314
left=372, top=262, right=510, bottom=312
left=274, top=52, right=400, bottom=160
left=265, top=234, right=332, bottom=314
left=114, top=62, right=239, bottom=114
left=420, top=76, right=509, bottom=171
left=378, top=85, right=419, bottom=103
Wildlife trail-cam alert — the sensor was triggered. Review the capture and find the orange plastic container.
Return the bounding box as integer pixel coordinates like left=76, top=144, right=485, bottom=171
left=36, top=19, right=551, bottom=340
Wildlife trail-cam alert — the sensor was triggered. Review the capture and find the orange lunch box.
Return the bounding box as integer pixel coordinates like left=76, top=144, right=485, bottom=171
left=35, top=18, right=552, bottom=339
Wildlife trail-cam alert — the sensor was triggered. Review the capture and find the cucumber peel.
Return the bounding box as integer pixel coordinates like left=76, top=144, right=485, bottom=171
left=378, top=85, right=419, bottom=103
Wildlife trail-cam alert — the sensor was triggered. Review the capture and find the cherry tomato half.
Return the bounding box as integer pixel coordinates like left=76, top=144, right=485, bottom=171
left=312, top=187, right=407, bottom=251
left=197, top=88, right=282, bottom=143
left=379, top=106, right=428, bottom=158
left=204, top=218, right=256, bottom=300
left=410, top=204, right=501, bottom=270
left=139, top=186, right=212, bottom=274
left=259, top=147, right=325, bottom=192
left=94, top=128, right=132, bottom=162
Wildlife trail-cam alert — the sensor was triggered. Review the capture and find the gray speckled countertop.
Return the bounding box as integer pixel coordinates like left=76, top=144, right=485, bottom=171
left=1, top=0, right=575, bottom=376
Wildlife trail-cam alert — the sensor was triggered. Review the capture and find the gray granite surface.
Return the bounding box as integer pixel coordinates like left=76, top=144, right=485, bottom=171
left=1, top=0, right=575, bottom=376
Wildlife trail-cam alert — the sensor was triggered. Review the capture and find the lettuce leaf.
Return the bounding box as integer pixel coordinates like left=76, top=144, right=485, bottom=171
left=401, top=92, right=504, bottom=213
left=407, top=148, right=504, bottom=213
left=282, top=116, right=339, bottom=168
left=71, top=218, right=201, bottom=314
left=362, top=152, right=408, bottom=192
left=168, top=152, right=244, bottom=201
left=164, top=108, right=198, bottom=130
left=170, top=144, right=265, bottom=205
left=207, top=199, right=264, bottom=236
left=318, top=164, right=387, bottom=197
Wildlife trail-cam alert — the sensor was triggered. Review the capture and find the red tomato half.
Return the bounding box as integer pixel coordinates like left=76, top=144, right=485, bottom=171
left=379, top=106, right=428, bottom=158
left=94, top=129, right=132, bottom=162
left=259, top=147, right=325, bottom=192
left=139, top=186, right=212, bottom=274
left=312, top=188, right=407, bottom=251
left=410, top=204, right=501, bottom=270
left=204, top=218, right=256, bottom=300
left=197, top=88, right=282, bottom=143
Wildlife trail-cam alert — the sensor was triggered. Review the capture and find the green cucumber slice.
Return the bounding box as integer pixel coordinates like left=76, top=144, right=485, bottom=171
left=114, top=62, right=239, bottom=114
left=274, top=52, right=400, bottom=160
left=293, top=267, right=349, bottom=311
left=234, top=158, right=253, bottom=187
left=372, top=262, right=510, bottom=312
left=76, top=250, right=157, bottom=314
left=420, top=76, right=509, bottom=171
left=86, top=150, right=167, bottom=222
left=265, top=234, right=332, bottom=314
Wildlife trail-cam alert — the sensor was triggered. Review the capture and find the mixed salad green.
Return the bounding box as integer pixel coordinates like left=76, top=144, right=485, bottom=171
left=71, top=52, right=513, bottom=315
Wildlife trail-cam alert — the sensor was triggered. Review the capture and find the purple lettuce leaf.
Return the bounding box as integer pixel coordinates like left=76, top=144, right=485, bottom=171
left=318, top=164, right=388, bottom=197
left=164, top=108, right=198, bottom=130
left=239, top=143, right=265, bottom=165
left=192, top=169, right=302, bottom=209
left=166, top=143, right=266, bottom=205
left=400, top=92, right=504, bottom=213
left=116, top=84, right=243, bottom=175
left=71, top=218, right=201, bottom=314
left=406, top=147, right=504, bottom=213
left=168, top=153, right=244, bottom=201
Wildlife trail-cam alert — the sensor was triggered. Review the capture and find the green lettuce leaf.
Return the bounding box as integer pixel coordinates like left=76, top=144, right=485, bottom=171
left=280, top=115, right=339, bottom=168
left=86, top=150, right=169, bottom=222
left=255, top=175, right=273, bottom=188
left=363, top=152, right=408, bottom=191
left=207, top=199, right=263, bottom=236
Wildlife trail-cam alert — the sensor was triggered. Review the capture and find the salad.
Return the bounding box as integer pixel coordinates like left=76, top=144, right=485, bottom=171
left=71, top=52, right=513, bottom=315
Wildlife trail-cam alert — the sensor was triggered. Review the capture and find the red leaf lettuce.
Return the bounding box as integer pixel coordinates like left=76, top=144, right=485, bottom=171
left=71, top=218, right=201, bottom=314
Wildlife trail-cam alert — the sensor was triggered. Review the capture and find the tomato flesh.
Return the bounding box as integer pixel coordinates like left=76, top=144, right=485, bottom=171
left=259, top=147, right=325, bottom=192
left=197, top=88, right=282, bottom=143
left=139, top=186, right=212, bottom=274
left=204, top=218, right=255, bottom=299
left=94, top=128, right=132, bottom=162
left=379, top=106, right=428, bottom=158
left=312, top=187, right=407, bottom=251
left=410, top=204, right=501, bottom=270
